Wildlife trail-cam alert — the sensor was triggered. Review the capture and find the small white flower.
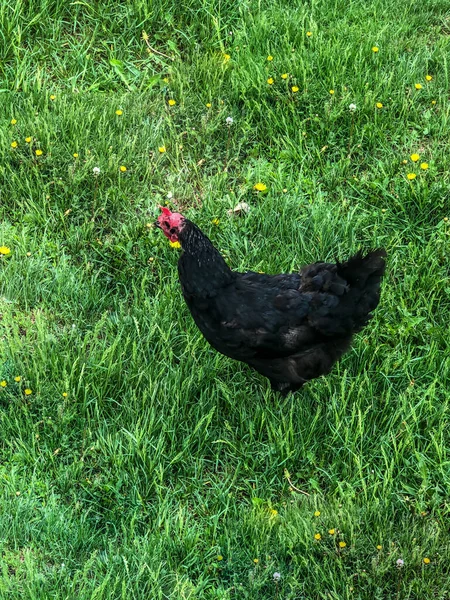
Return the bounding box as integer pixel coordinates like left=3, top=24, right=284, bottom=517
left=349, top=103, right=357, bottom=112
left=167, top=191, right=173, bottom=199
left=226, top=116, right=234, bottom=126
left=93, top=166, right=101, bottom=176
left=396, top=558, right=404, bottom=568
left=273, top=572, right=281, bottom=581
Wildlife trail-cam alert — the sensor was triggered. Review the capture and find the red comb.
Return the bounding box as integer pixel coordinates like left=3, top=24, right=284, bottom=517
left=159, top=206, right=172, bottom=216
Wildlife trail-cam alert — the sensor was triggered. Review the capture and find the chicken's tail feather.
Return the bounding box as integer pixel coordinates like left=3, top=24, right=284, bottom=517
left=336, top=248, right=386, bottom=331
left=337, top=248, right=386, bottom=286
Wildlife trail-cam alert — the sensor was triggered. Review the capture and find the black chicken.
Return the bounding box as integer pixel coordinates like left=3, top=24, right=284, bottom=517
left=156, top=207, right=386, bottom=395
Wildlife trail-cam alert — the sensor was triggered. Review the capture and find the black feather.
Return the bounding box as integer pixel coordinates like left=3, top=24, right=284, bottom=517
left=172, top=219, right=386, bottom=395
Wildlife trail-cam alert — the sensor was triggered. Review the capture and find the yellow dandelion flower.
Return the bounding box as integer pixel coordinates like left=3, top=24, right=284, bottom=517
left=212, top=218, right=220, bottom=225
left=415, top=83, right=422, bottom=90
left=314, top=533, right=321, bottom=540
left=402, top=159, right=407, bottom=164
left=339, top=541, right=347, bottom=548
left=25, top=137, right=32, bottom=143
left=292, top=86, right=299, bottom=93
left=163, top=77, right=169, bottom=83
left=35, top=149, right=43, bottom=156
left=62, top=392, right=68, bottom=397
left=169, top=240, right=181, bottom=248
left=281, top=73, right=288, bottom=79
left=420, top=162, right=429, bottom=170
left=372, top=46, right=379, bottom=52
left=253, top=558, right=259, bottom=564
left=223, top=54, right=231, bottom=62
left=376, top=545, right=382, bottom=550
left=0, top=246, right=11, bottom=255
left=217, top=555, right=223, bottom=561
left=24, top=388, right=32, bottom=395
left=0, top=381, right=6, bottom=387
left=410, top=153, right=420, bottom=162
left=423, top=557, right=430, bottom=564
left=253, top=182, right=267, bottom=191
left=425, top=75, right=432, bottom=81
left=206, top=102, right=211, bottom=108
left=329, top=89, right=334, bottom=95
left=10, top=118, right=17, bottom=125
left=407, top=173, right=417, bottom=180
left=270, top=509, right=278, bottom=517
left=431, top=100, right=436, bottom=105
left=314, top=511, right=321, bottom=517
left=168, top=99, right=176, bottom=106
left=119, top=165, right=127, bottom=172
left=73, top=153, right=79, bottom=158
left=115, top=109, right=123, bottom=116
left=14, top=376, right=21, bottom=382
left=267, top=77, right=274, bottom=85
left=306, top=31, right=312, bottom=37
left=50, top=95, right=56, bottom=100
left=158, top=146, right=166, bottom=153
left=267, top=55, right=273, bottom=61
left=376, top=102, right=383, bottom=108
left=328, top=529, right=335, bottom=535
left=11, top=141, right=18, bottom=148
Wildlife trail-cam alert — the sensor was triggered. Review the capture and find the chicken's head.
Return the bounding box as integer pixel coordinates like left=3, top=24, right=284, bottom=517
left=156, top=207, right=186, bottom=242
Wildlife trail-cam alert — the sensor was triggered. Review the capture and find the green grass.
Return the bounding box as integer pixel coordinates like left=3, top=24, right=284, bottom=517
left=1, top=0, right=450, bottom=597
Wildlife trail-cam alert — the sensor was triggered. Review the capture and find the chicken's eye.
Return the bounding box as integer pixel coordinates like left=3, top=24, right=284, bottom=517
left=163, top=221, right=170, bottom=228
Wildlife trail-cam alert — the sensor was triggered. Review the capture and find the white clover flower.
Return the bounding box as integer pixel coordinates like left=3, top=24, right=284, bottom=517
left=226, top=116, right=234, bottom=126
left=396, top=558, right=404, bottom=568
left=93, top=166, right=101, bottom=176
left=273, top=572, right=281, bottom=581
left=349, top=103, right=357, bottom=112
left=167, top=191, right=173, bottom=199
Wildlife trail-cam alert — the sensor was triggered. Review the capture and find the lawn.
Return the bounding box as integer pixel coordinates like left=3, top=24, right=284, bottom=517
left=1, top=0, right=450, bottom=597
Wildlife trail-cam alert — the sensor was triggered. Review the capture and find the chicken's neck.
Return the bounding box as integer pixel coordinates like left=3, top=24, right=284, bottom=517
left=178, top=221, right=234, bottom=297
